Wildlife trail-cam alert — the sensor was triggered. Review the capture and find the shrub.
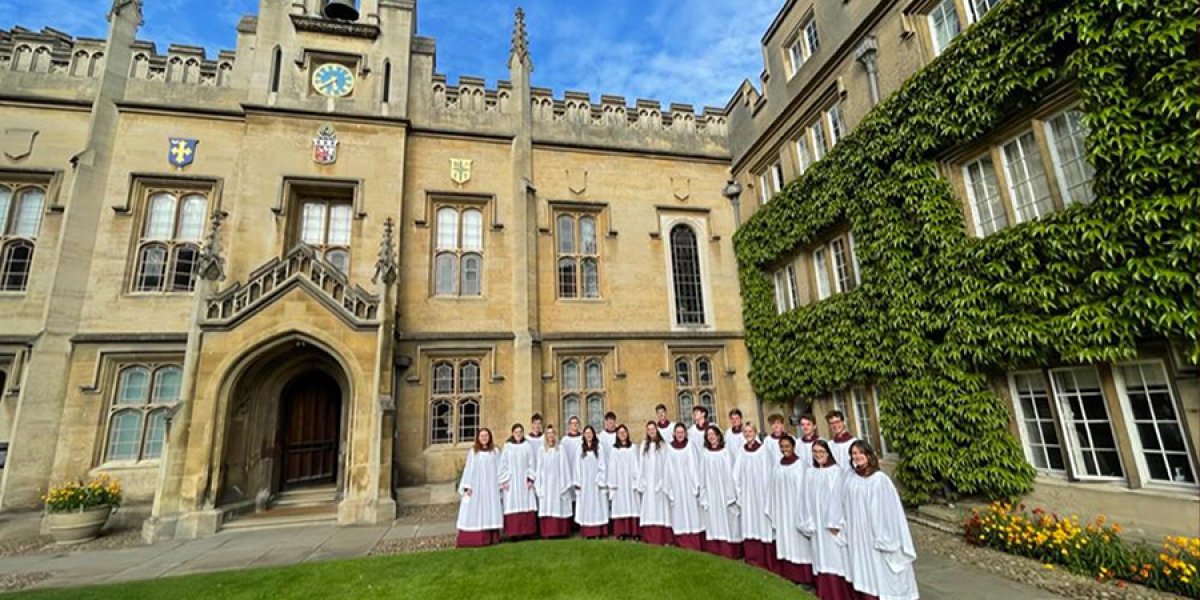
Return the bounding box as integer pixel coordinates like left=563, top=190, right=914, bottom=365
left=43, top=473, right=123, bottom=513
left=963, top=502, right=1199, bottom=597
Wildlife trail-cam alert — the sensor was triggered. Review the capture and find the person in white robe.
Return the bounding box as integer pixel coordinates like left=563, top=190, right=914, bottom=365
left=687, top=406, right=713, bottom=449
left=636, top=422, right=673, bottom=546
left=734, top=422, right=777, bottom=572
left=574, top=426, right=610, bottom=538
left=834, top=441, right=919, bottom=600
left=698, top=425, right=742, bottom=559
left=725, top=408, right=747, bottom=455
left=763, top=414, right=789, bottom=464
left=797, top=413, right=821, bottom=467
left=607, top=425, right=641, bottom=539
left=767, top=434, right=815, bottom=585
left=664, top=423, right=705, bottom=551
left=561, top=416, right=584, bottom=486
left=533, top=427, right=574, bottom=539
left=598, top=412, right=618, bottom=463
left=799, top=439, right=854, bottom=600
left=526, top=413, right=546, bottom=456
left=500, top=424, right=538, bottom=539
left=653, top=404, right=675, bottom=441
left=826, top=410, right=858, bottom=472
left=456, top=428, right=505, bottom=547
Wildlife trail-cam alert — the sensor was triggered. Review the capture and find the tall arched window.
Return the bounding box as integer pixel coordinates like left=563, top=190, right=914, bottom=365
left=432, top=204, right=485, bottom=297
left=669, top=224, right=706, bottom=325
left=133, top=189, right=210, bottom=292
left=0, top=184, right=46, bottom=292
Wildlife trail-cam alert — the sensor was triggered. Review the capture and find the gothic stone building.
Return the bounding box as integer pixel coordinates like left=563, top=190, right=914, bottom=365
left=0, top=0, right=755, bottom=538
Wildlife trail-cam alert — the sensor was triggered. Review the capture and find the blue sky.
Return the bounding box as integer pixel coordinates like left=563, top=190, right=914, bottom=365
left=0, top=0, right=781, bottom=108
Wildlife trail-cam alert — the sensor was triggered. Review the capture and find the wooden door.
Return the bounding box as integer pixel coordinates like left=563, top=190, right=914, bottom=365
left=281, top=373, right=340, bottom=487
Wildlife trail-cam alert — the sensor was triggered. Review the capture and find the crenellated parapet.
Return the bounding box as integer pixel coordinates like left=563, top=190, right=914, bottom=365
left=128, top=42, right=236, bottom=87
left=528, top=88, right=728, bottom=136
left=431, top=74, right=512, bottom=114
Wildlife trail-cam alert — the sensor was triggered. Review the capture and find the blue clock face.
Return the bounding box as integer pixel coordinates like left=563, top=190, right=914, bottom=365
left=312, top=63, right=355, bottom=98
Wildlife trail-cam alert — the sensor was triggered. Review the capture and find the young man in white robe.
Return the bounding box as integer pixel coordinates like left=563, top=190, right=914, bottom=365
left=526, top=413, right=546, bottom=456
left=725, top=408, right=747, bottom=455
left=826, top=410, right=858, bottom=472
left=598, top=412, right=618, bottom=462
left=635, top=421, right=673, bottom=546
left=606, top=424, right=641, bottom=539
left=500, top=424, right=538, bottom=540
left=698, top=425, right=743, bottom=559
left=796, top=413, right=821, bottom=467
left=766, top=434, right=815, bottom=585
left=734, top=422, right=777, bottom=572
left=653, top=404, right=675, bottom=441
left=573, top=426, right=610, bottom=538
left=664, top=423, right=705, bottom=551
left=533, top=427, right=574, bottom=539
left=455, top=428, right=505, bottom=548
left=834, top=440, right=919, bottom=600
left=687, top=405, right=712, bottom=450
left=798, top=439, right=854, bottom=600
left=763, top=413, right=789, bottom=464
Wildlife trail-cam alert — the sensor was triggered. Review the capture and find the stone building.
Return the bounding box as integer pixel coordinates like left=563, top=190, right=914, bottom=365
left=726, top=0, right=1198, bottom=539
left=0, top=0, right=755, bottom=538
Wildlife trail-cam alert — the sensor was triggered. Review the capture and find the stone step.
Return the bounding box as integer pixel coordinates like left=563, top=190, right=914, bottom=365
left=221, top=505, right=337, bottom=533
left=271, top=486, right=337, bottom=508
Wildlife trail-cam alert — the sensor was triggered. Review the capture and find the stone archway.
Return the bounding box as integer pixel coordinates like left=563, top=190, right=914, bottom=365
left=215, top=337, right=350, bottom=515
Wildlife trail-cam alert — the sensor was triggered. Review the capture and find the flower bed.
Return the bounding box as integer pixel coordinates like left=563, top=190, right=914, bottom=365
left=963, top=502, right=1199, bottom=598
left=42, top=473, right=123, bottom=513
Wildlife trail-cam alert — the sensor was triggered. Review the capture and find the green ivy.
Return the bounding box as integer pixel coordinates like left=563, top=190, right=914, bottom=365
left=732, top=0, right=1199, bottom=504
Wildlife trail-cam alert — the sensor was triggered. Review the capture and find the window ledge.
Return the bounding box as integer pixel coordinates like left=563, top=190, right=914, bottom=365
left=1033, top=474, right=1200, bottom=502
left=424, top=443, right=475, bottom=454
left=430, top=296, right=487, bottom=302
left=91, top=461, right=161, bottom=473
left=556, top=298, right=606, bottom=304
left=0, top=292, right=29, bottom=297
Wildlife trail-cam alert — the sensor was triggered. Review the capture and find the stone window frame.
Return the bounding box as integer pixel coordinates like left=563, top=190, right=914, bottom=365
left=129, top=183, right=212, bottom=294
left=560, top=356, right=607, bottom=432
left=673, top=354, right=717, bottom=427
left=428, top=357, right=483, bottom=447
left=667, top=223, right=708, bottom=327
left=0, top=177, right=48, bottom=294
left=554, top=209, right=603, bottom=300
left=101, top=361, right=182, bottom=467
left=805, top=228, right=860, bottom=303
left=432, top=201, right=487, bottom=298
left=913, top=0, right=1005, bottom=57
left=280, top=179, right=359, bottom=275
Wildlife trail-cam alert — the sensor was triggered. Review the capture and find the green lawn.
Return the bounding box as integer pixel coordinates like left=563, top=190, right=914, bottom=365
left=9, top=540, right=813, bottom=599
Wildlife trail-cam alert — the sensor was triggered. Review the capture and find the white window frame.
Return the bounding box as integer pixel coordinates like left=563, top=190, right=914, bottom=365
left=1048, top=366, right=1125, bottom=482
left=757, top=171, right=771, bottom=204
left=962, top=153, right=1009, bottom=237
left=1043, top=107, right=1095, bottom=207
left=928, top=0, right=962, bottom=56
left=802, top=15, right=820, bottom=58
left=1000, top=130, right=1055, bottom=224
left=1112, top=360, right=1198, bottom=489
left=770, top=161, right=785, bottom=195
left=812, top=246, right=831, bottom=301
left=794, top=135, right=812, bottom=175
left=810, top=122, right=828, bottom=161
left=967, top=0, right=1004, bottom=23
left=826, top=103, right=847, bottom=147
left=1008, top=370, right=1068, bottom=476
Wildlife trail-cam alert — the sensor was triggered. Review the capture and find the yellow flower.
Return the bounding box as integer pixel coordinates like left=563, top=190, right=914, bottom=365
left=1043, top=564, right=1054, bottom=570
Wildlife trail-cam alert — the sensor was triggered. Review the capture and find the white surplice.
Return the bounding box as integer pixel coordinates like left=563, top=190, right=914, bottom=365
left=560, top=433, right=584, bottom=483
left=829, top=434, right=858, bottom=473
left=526, top=432, right=545, bottom=458
left=687, top=422, right=711, bottom=450
left=635, top=443, right=671, bottom=527
left=766, top=458, right=812, bottom=565
left=607, top=444, right=641, bottom=519
left=456, top=449, right=505, bottom=532
left=574, top=450, right=610, bottom=527
left=725, top=427, right=746, bottom=455
left=697, top=446, right=742, bottom=543
left=663, top=441, right=704, bottom=535
left=733, top=441, right=774, bottom=543
left=500, top=440, right=537, bottom=514
left=798, top=464, right=849, bottom=578
left=654, top=420, right=676, bottom=442
left=533, top=446, right=574, bottom=519
left=763, top=432, right=786, bottom=464
left=598, top=428, right=618, bottom=463
left=835, top=471, right=919, bottom=600
left=796, top=436, right=819, bottom=469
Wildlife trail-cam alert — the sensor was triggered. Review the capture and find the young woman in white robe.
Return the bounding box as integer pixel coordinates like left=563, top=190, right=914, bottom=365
left=606, top=424, right=641, bottom=539
left=574, top=426, right=610, bottom=538
left=533, top=427, right=574, bottom=539
left=500, top=424, right=538, bottom=539
left=835, top=441, right=919, bottom=600
left=636, top=421, right=673, bottom=546
left=796, top=414, right=820, bottom=467
left=724, top=408, right=746, bottom=454
left=664, top=423, right=705, bottom=551
left=763, top=414, right=788, bottom=464
left=826, top=411, right=858, bottom=473
left=456, top=428, right=505, bottom=547
left=767, top=434, right=815, bottom=585
left=734, top=422, right=777, bottom=572
left=799, top=440, right=854, bottom=600
left=698, top=425, right=743, bottom=559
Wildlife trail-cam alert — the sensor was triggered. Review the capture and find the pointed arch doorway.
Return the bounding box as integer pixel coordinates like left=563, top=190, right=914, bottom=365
left=279, top=370, right=341, bottom=489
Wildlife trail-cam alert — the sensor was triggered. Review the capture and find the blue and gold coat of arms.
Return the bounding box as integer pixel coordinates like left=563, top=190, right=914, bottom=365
left=167, top=138, right=198, bottom=168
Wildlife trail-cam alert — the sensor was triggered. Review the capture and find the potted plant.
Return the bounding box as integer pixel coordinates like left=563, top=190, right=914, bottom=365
left=42, top=473, right=122, bottom=545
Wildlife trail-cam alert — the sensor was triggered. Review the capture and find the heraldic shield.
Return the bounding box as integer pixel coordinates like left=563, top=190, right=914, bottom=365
left=167, top=138, right=198, bottom=168
left=313, top=125, right=339, bottom=165
left=450, top=158, right=473, bottom=185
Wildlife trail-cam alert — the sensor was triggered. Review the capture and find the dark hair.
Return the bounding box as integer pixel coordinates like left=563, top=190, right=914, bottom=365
left=825, top=410, right=846, bottom=422
left=473, top=428, right=495, bottom=453
left=728, top=408, right=743, bottom=418
left=811, top=439, right=835, bottom=468
left=768, top=413, right=784, bottom=424
left=778, top=434, right=797, bottom=451
left=507, top=423, right=525, bottom=444
left=654, top=403, right=667, bottom=412
left=604, top=411, right=617, bottom=420
left=850, top=440, right=881, bottom=477
left=692, top=405, right=709, bottom=417
left=531, top=413, right=543, bottom=422
left=672, top=423, right=688, bottom=444
left=703, top=425, right=725, bottom=450
left=581, top=426, right=600, bottom=457
left=643, top=421, right=663, bottom=454
left=614, top=424, right=633, bottom=448
left=800, top=413, right=817, bottom=425
left=568, top=415, right=581, bottom=424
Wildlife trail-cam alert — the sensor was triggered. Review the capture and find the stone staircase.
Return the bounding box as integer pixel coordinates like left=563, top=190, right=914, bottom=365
left=221, top=486, right=339, bottom=532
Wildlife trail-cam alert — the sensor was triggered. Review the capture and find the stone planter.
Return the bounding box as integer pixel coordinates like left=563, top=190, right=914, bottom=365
left=45, top=505, right=112, bottom=545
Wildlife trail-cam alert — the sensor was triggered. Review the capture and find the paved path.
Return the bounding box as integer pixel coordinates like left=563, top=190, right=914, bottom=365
left=0, top=520, right=1062, bottom=598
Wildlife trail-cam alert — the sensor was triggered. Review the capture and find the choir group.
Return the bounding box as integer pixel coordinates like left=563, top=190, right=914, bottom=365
left=454, top=406, right=919, bottom=600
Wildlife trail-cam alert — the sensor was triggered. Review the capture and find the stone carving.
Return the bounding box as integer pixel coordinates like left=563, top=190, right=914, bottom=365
left=1, top=129, right=38, bottom=161
left=373, top=218, right=398, bottom=286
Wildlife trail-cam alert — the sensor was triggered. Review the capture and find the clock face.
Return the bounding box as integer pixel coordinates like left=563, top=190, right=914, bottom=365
left=311, top=63, right=355, bottom=98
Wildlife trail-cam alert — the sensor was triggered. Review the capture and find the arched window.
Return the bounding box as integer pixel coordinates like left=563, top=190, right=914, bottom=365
left=166, top=57, right=182, bottom=83
left=675, top=358, right=692, bottom=387
left=563, top=394, right=581, bottom=421
left=461, top=253, right=482, bottom=296
left=433, top=362, right=454, bottom=394
left=0, top=241, right=33, bottom=292
left=104, top=363, right=182, bottom=463
left=106, top=410, right=142, bottom=462
left=458, top=399, right=480, bottom=442
left=697, top=358, right=713, bottom=386
left=434, top=253, right=456, bottom=296
left=581, top=258, right=599, bottom=298
left=586, top=393, right=604, bottom=431
left=430, top=400, right=452, bottom=444
left=11, top=188, right=44, bottom=237
left=460, top=361, right=480, bottom=394
left=555, top=212, right=601, bottom=298
left=183, top=59, right=200, bottom=84
left=561, top=360, right=580, bottom=390
left=674, top=355, right=717, bottom=423
left=669, top=224, right=706, bottom=325
left=432, top=205, right=485, bottom=297
left=71, top=51, right=89, bottom=77
left=88, top=52, right=105, bottom=78
left=134, top=188, right=211, bottom=292
left=429, top=358, right=485, bottom=445
left=135, top=244, right=169, bottom=291
left=0, top=185, right=44, bottom=292
left=585, top=360, right=603, bottom=389
left=677, top=391, right=694, bottom=426
left=557, top=257, right=577, bottom=299
left=561, top=356, right=605, bottom=429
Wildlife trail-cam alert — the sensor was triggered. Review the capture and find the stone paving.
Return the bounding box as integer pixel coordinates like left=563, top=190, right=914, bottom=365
left=0, top=516, right=1063, bottom=598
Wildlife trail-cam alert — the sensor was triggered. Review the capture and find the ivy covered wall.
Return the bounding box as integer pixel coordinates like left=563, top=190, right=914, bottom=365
left=732, top=0, right=1199, bottom=504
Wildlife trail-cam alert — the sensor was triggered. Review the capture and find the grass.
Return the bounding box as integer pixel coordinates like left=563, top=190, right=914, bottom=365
left=8, top=540, right=813, bottom=599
